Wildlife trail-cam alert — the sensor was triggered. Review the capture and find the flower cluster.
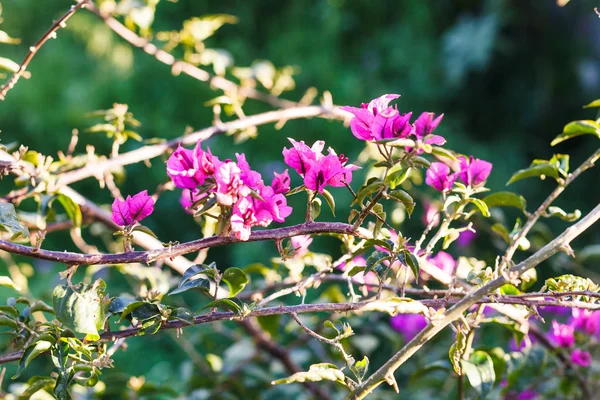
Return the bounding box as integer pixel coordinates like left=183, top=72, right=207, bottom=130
left=282, top=138, right=359, bottom=193
left=425, top=156, right=493, bottom=191
left=111, top=190, right=155, bottom=227
left=341, top=94, right=445, bottom=145
left=167, top=141, right=292, bottom=241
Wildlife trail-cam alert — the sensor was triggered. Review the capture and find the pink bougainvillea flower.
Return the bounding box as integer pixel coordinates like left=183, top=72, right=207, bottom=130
left=390, top=314, right=427, bottom=342
left=457, top=156, right=493, bottom=186
left=413, top=112, right=444, bottom=139
left=548, top=321, right=575, bottom=348
left=341, top=94, right=406, bottom=141
left=570, top=309, right=599, bottom=335
left=213, top=160, right=244, bottom=206
left=282, top=138, right=324, bottom=176
left=166, top=142, right=216, bottom=189
left=271, top=170, right=291, bottom=194
left=111, top=190, right=155, bottom=226
left=304, top=153, right=359, bottom=193
left=422, top=201, right=441, bottom=228
left=290, top=235, right=312, bottom=257
left=456, top=229, right=477, bottom=248
left=428, top=251, right=456, bottom=276
left=254, top=185, right=292, bottom=224
left=425, top=162, right=457, bottom=192
left=230, top=196, right=256, bottom=241
left=236, top=153, right=263, bottom=190
left=571, top=349, right=592, bottom=367
left=179, top=189, right=206, bottom=213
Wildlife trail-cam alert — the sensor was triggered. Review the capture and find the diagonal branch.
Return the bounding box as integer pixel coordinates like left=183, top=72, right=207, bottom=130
left=0, top=0, right=90, bottom=101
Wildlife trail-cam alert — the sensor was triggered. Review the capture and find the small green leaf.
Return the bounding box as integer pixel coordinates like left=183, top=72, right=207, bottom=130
left=169, top=307, right=194, bottom=325
left=52, top=279, right=106, bottom=341
left=57, top=194, right=82, bottom=227
left=0, top=30, right=21, bottom=44
left=13, top=339, right=54, bottom=379
left=546, top=206, right=581, bottom=222
left=0, top=275, right=21, bottom=291
left=310, top=197, right=321, bottom=220
left=491, top=223, right=511, bottom=243
left=17, top=376, right=56, bottom=399
left=0, top=203, right=29, bottom=240
left=170, top=277, right=212, bottom=295
left=321, top=189, right=336, bottom=217
left=482, top=192, right=527, bottom=212
left=583, top=99, right=600, bottom=108
left=180, top=263, right=216, bottom=287
left=388, top=190, right=415, bottom=216
left=272, top=363, right=346, bottom=386
left=460, top=350, right=495, bottom=398
left=353, top=179, right=384, bottom=206
left=551, top=120, right=600, bottom=146
left=131, top=224, right=158, bottom=238
left=430, top=146, right=457, bottom=161
left=222, top=267, right=249, bottom=296
left=449, top=329, right=466, bottom=375
left=385, top=165, right=412, bottom=189
left=0, top=314, right=18, bottom=329
left=365, top=250, right=389, bottom=274
left=468, top=198, right=490, bottom=217
left=29, top=300, right=55, bottom=314
left=507, top=163, right=559, bottom=185
left=350, top=356, right=369, bottom=382
left=0, top=56, right=19, bottom=72
left=398, top=250, right=420, bottom=284
left=412, top=156, right=431, bottom=168
left=202, top=298, right=244, bottom=314
left=287, top=185, right=306, bottom=196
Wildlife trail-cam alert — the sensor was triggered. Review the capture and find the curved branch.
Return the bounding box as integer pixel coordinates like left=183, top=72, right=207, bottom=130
left=0, top=221, right=362, bottom=266
left=56, top=105, right=345, bottom=187
left=0, top=1, right=89, bottom=101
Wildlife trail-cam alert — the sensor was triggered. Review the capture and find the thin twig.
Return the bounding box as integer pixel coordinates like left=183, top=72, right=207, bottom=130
left=0, top=0, right=89, bottom=100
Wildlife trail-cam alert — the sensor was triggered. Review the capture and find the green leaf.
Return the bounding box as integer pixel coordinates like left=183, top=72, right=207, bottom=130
left=52, top=279, right=106, bottom=341
left=0, top=56, right=20, bottom=72
left=272, top=363, right=346, bottom=386
left=551, top=120, right=600, bottom=146
left=350, top=356, right=369, bottom=382
left=388, top=190, right=415, bottom=216
left=412, top=156, right=431, bottom=168
left=546, top=206, right=581, bottom=222
left=348, top=209, right=359, bottom=224
left=117, top=301, right=158, bottom=322
left=0, top=203, right=29, bottom=240
left=29, top=300, right=55, bottom=314
left=460, top=350, right=495, bottom=398
left=222, top=267, right=249, bottom=296
left=544, top=274, right=599, bottom=293
left=449, top=329, right=466, bottom=375
left=106, top=297, right=136, bottom=315
left=180, top=263, right=216, bottom=287
left=54, top=369, right=74, bottom=400
left=202, top=298, right=244, bottom=314
left=482, top=192, right=526, bottom=212
left=310, top=197, right=321, bottom=220
left=491, top=223, right=511, bottom=243
left=286, top=185, right=306, bottom=196
left=507, top=163, right=559, bottom=185
left=375, top=138, right=415, bottom=147
left=57, top=194, right=82, bottom=227
left=0, top=314, right=18, bottom=329
left=0, top=30, right=21, bottom=45
left=353, top=179, right=384, bottom=206
left=321, top=189, right=336, bottom=217
left=17, top=376, right=56, bottom=400
left=131, top=224, right=158, bottom=238
left=170, top=277, right=212, bottom=295
left=430, top=146, right=458, bottom=161
left=13, top=339, right=54, bottom=379
left=385, top=165, right=412, bottom=190
left=583, top=99, right=600, bottom=108
left=398, top=250, right=420, bottom=284
left=365, top=250, right=389, bottom=274
left=138, top=316, right=162, bottom=335
left=468, top=198, right=490, bottom=217
left=0, top=275, right=21, bottom=291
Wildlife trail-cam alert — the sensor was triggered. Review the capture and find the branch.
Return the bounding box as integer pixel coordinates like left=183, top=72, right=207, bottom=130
left=348, top=201, right=600, bottom=399
left=86, top=2, right=298, bottom=109
left=56, top=105, right=345, bottom=188
left=0, top=222, right=362, bottom=266
left=0, top=0, right=89, bottom=101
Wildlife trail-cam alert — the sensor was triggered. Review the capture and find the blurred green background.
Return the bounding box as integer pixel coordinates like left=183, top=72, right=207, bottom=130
left=1, top=0, right=600, bottom=398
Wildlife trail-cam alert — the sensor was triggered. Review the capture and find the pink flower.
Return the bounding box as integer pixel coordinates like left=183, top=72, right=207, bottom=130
left=458, top=156, right=493, bottom=186
left=236, top=153, right=263, bottom=190
left=254, top=185, right=292, bottom=225
left=230, top=196, right=256, bottom=241
left=166, top=143, right=215, bottom=189
left=304, top=153, right=358, bottom=194
left=390, top=314, right=427, bottom=342
left=271, top=170, right=291, bottom=194
left=428, top=251, right=456, bottom=276
left=422, top=201, right=440, bottom=227
left=282, top=138, right=324, bottom=176
left=179, top=189, right=206, bottom=213
left=213, top=160, right=245, bottom=206
left=290, top=235, right=312, bottom=257
left=425, top=162, right=457, bottom=191
left=571, top=349, right=592, bottom=367
left=456, top=229, right=477, bottom=247
left=570, top=309, right=599, bottom=335
left=413, top=112, right=444, bottom=139
left=549, top=321, right=575, bottom=348
left=111, top=190, right=155, bottom=226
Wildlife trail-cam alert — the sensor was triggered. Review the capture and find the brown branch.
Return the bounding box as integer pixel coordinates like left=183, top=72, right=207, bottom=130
left=0, top=1, right=89, bottom=101
left=0, top=221, right=362, bottom=266
left=86, top=2, right=298, bottom=109
left=56, top=105, right=345, bottom=188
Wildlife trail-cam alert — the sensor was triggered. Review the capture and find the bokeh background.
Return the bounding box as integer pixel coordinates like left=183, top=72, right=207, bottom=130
left=1, top=0, right=600, bottom=398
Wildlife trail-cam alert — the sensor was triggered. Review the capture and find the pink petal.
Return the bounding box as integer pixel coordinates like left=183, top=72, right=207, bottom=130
left=127, top=190, right=155, bottom=223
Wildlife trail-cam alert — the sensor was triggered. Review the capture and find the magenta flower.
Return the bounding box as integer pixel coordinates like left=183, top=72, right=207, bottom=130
left=230, top=196, right=256, bottom=241
left=571, top=349, right=592, bottom=367
left=422, top=201, right=441, bottom=227
left=290, top=235, right=312, bottom=257
left=457, top=156, right=493, bottom=186
left=413, top=112, right=444, bottom=139
left=213, top=160, right=245, bottom=206
left=180, top=189, right=206, bottom=213
left=428, top=251, right=456, bottom=276
left=271, top=170, right=291, bottom=194
left=456, top=229, right=477, bottom=248
left=236, top=153, right=263, bottom=189
left=391, top=314, right=427, bottom=342
left=111, top=190, right=155, bottom=226
left=425, top=162, right=457, bottom=191
left=304, top=153, right=358, bottom=193
left=253, top=185, right=292, bottom=225
left=539, top=305, right=571, bottom=317
left=282, top=138, right=324, bottom=176
left=549, top=321, right=575, bottom=348
left=166, top=142, right=215, bottom=189
left=570, top=309, right=599, bottom=335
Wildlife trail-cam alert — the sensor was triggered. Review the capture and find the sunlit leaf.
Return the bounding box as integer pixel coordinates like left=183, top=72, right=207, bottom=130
left=551, top=120, right=600, bottom=146
left=52, top=280, right=106, bottom=341
left=222, top=267, right=249, bottom=296
left=0, top=203, right=29, bottom=240
left=482, top=192, right=526, bottom=211
left=272, top=363, right=346, bottom=386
